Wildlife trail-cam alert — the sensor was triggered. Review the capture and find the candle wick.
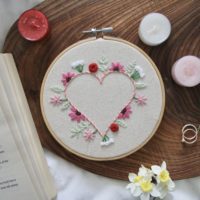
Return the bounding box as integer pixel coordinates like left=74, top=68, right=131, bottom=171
left=147, top=25, right=159, bottom=34
left=30, top=18, right=41, bottom=29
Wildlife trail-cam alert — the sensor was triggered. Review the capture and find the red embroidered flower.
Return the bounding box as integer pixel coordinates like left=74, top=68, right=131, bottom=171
left=118, top=105, right=132, bottom=119
left=61, top=72, right=75, bottom=86
left=68, top=106, right=86, bottom=122
left=89, top=63, right=98, bottom=73
left=109, top=62, right=125, bottom=72
left=110, top=123, right=119, bottom=132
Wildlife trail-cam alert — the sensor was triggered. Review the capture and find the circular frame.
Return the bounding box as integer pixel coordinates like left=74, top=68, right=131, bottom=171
left=40, top=36, right=165, bottom=161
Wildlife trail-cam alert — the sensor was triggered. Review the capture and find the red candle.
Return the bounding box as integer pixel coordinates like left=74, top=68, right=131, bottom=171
left=18, top=9, right=49, bottom=41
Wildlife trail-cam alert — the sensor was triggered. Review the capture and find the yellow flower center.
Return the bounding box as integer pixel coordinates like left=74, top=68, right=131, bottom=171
left=134, top=176, right=142, bottom=183
left=140, top=181, right=153, bottom=192
left=159, top=170, right=170, bottom=183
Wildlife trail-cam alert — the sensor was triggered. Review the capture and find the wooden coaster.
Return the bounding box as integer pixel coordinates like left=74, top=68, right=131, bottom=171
left=3, top=0, right=200, bottom=180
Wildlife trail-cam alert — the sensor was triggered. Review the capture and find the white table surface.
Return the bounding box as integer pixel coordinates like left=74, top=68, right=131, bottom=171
left=0, top=1, right=199, bottom=199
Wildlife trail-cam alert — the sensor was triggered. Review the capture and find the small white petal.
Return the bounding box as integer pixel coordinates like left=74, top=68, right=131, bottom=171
left=126, top=183, right=135, bottom=193
left=168, top=179, right=175, bottom=190
left=128, top=173, right=137, bottom=182
left=151, top=185, right=160, bottom=197
left=71, top=60, right=84, bottom=68
left=159, top=189, right=168, bottom=199
left=135, top=65, right=145, bottom=78
left=132, top=186, right=142, bottom=197
left=138, top=165, right=147, bottom=176
left=161, top=161, right=167, bottom=170
left=151, top=165, right=162, bottom=175
left=100, top=138, right=114, bottom=146
left=140, top=192, right=150, bottom=200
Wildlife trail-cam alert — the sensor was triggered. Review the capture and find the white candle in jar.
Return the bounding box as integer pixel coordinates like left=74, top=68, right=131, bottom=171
left=139, top=13, right=171, bottom=46
left=171, top=55, right=200, bottom=87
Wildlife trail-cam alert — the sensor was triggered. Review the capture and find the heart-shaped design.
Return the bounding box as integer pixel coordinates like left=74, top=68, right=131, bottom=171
left=65, top=72, right=135, bottom=136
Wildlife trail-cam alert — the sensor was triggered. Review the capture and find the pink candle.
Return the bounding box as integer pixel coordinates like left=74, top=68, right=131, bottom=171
left=171, top=55, right=200, bottom=87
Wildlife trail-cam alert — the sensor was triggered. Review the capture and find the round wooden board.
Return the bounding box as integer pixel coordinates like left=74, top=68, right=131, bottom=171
left=3, top=0, right=200, bottom=180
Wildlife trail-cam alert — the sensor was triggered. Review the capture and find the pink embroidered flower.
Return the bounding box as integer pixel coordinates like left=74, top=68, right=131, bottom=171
left=61, top=72, right=75, bottom=86
left=50, top=96, right=62, bottom=105
left=135, top=95, right=147, bottom=106
left=109, top=62, right=125, bottom=72
left=68, top=106, right=86, bottom=122
left=118, top=105, right=132, bottom=119
left=83, top=130, right=95, bottom=141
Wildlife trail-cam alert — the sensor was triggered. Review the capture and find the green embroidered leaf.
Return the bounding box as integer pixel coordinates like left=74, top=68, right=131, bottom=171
left=74, top=64, right=84, bottom=73
left=98, top=56, right=109, bottom=72
left=61, top=101, right=70, bottom=110
left=99, top=65, right=108, bottom=72
left=126, top=62, right=136, bottom=75
left=131, top=70, right=141, bottom=80
left=115, top=119, right=127, bottom=128
left=135, top=82, right=146, bottom=89
left=70, top=127, right=79, bottom=133
left=70, top=121, right=90, bottom=138
left=98, top=56, right=108, bottom=65
left=102, top=135, right=109, bottom=142
left=50, top=86, right=64, bottom=93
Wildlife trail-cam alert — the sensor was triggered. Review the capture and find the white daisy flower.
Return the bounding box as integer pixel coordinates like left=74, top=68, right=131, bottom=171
left=151, top=161, right=175, bottom=199
left=127, top=166, right=160, bottom=200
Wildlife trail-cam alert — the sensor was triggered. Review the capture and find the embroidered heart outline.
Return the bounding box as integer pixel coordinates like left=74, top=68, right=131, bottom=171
left=64, top=72, right=136, bottom=136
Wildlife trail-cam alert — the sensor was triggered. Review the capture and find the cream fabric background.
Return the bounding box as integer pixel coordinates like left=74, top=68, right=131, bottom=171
left=42, top=38, right=164, bottom=159
left=0, top=1, right=200, bottom=199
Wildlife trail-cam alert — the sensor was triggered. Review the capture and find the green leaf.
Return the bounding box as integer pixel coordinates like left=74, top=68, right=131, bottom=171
left=115, top=119, right=127, bottom=128
left=50, top=86, right=64, bottom=93
left=135, top=82, right=146, bottom=89
left=98, top=56, right=108, bottom=65
left=61, top=101, right=70, bottom=110
left=74, top=64, right=84, bottom=73
left=126, top=62, right=136, bottom=75
left=131, top=70, right=141, bottom=80
left=98, top=56, right=109, bottom=72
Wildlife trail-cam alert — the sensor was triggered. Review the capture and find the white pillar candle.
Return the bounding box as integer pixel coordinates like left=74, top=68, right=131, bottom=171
left=139, top=13, right=171, bottom=46
left=171, top=55, right=200, bottom=87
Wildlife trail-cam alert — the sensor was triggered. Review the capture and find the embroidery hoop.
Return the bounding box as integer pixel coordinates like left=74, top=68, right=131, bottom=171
left=40, top=31, right=165, bottom=161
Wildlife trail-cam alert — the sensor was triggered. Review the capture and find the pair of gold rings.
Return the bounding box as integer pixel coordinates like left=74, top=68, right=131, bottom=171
left=182, top=124, right=200, bottom=144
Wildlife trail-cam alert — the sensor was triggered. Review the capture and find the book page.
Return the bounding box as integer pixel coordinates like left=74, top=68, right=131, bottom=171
left=0, top=54, right=56, bottom=199
left=0, top=107, right=40, bottom=200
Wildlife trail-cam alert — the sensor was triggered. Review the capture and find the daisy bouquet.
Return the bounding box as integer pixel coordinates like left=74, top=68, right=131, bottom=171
left=127, top=161, right=175, bottom=200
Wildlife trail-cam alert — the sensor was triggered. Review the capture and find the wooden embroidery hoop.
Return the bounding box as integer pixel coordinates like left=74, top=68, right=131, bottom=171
left=40, top=32, right=165, bottom=161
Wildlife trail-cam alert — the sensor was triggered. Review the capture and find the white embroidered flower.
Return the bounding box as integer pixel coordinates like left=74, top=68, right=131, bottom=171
left=100, top=137, right=114, bottom=146
left=71, top=60, right=84, bottom=68
left=135, top=65, right=145, bottom=78
left=151, top=161, right=175, bottom=199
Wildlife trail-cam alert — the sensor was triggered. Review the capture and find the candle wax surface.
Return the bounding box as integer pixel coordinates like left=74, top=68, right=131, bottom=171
left=139, top=13, right=171, bottom=46
left=18, top=9, right=49, bottom=41
left=171, top=55, right=200, bottom=87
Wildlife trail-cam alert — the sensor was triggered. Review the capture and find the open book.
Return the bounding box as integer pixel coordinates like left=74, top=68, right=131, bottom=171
left=0, top=53, right=56, bottom=200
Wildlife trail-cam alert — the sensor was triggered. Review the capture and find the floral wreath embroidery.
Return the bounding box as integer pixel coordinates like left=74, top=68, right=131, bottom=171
left=50, top=57, right=147, bottom=146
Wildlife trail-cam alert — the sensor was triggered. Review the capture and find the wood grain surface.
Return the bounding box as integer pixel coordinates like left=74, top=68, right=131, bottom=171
left=3, top=0, right=200, bottom=180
